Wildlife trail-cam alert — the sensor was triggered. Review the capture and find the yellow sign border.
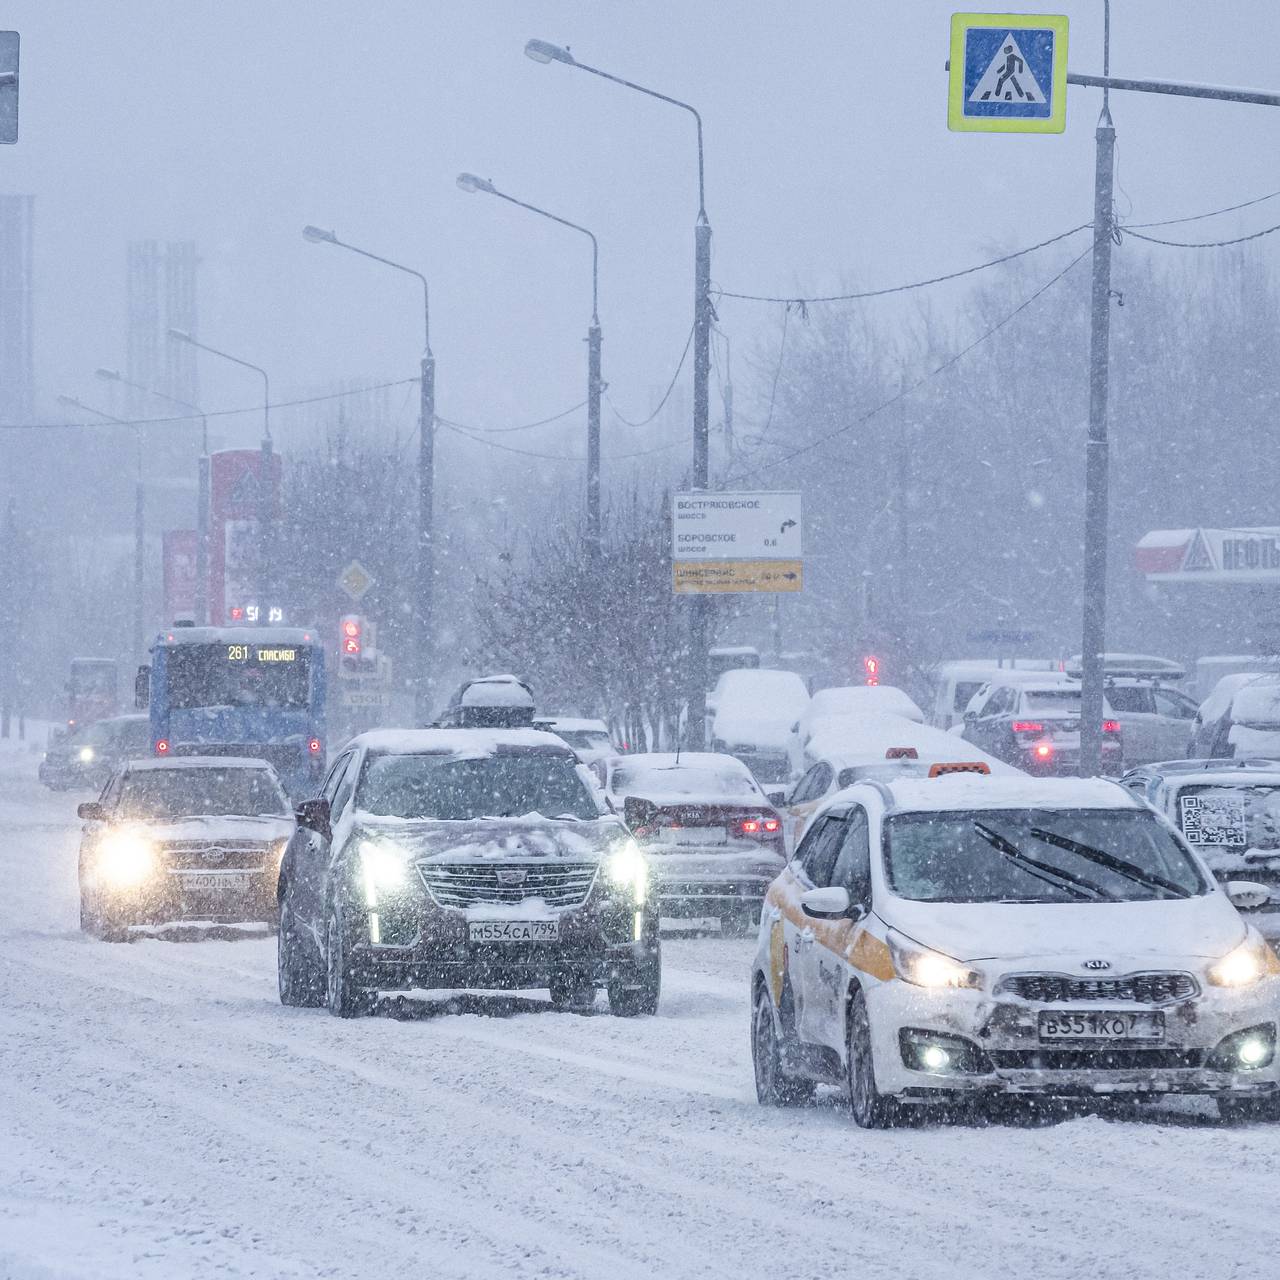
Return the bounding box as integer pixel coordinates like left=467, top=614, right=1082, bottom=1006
left=948, top=12, right=1069, bottom=133
left=672, top=559, right=803, bottom=595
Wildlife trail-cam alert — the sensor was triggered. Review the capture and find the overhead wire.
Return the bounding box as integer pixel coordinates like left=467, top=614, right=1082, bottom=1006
left=436, top=399, right=587, bottom=434
left=722, top=244, right=1092, bottom=485
left=1128, top=187, right=1280, bottom=230
left=438, top=418, right=683, bottom=463
left=606, top=322, right=694, bottom=427
left=1123, top=221, right=1280, bottom=249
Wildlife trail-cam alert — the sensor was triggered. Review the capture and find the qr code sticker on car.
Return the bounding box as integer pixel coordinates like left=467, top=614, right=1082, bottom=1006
left=1179, top=793, right=1247, bottom=846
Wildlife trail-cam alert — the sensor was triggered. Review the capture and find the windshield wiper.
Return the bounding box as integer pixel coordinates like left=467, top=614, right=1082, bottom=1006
left=971, top=821, right=1112, bottom=901
left=1028, top=827, right=1192, bottom=899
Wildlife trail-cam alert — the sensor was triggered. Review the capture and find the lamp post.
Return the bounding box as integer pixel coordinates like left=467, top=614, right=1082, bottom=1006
left=302, top=225, right=435, bottom=722
left=167, top=329, right=271, bottom=623
left=58, top=394, right=145, bottom=662
left=525, top=37, right=712, bottom=741
left=455, top=174, right=602, bottom=553
left=96, top=368, right=209, bottom=626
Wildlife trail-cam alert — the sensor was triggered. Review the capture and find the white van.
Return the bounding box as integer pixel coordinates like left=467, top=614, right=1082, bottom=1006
left=928, top=660, right=1063, bottom=730
left=708, top=668, right=810, bottom=787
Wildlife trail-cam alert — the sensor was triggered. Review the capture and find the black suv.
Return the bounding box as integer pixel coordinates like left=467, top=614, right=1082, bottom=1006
left=277, top=728, right=661, bottom=1018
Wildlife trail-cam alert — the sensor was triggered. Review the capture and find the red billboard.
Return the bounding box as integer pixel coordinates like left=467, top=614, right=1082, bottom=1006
left=162, top=530, right=199, bottom=623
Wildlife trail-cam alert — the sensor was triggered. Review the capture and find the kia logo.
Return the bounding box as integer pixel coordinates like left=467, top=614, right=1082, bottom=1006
left=1082, top=959, right=1111, bottom=971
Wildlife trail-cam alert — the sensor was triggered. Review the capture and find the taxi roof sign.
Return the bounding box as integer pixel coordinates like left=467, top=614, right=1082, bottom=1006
left=948, top=13, right=1068, bottom=133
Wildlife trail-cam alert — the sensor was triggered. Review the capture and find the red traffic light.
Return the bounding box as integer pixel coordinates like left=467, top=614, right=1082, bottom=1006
left=340, top=615, right=362, bottom=657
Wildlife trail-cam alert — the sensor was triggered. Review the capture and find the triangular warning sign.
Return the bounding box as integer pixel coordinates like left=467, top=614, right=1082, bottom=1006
left=969, top=34, right=1046, bottom=104
left=228, top=468, right=260, bottom=509
left=1181, top=529, right=1216, bottom=572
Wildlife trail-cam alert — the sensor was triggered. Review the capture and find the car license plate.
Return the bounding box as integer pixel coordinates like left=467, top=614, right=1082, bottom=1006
left=179, top=872, right=257, bottom=894
left=1038, top=1011, right=1164, bottom=1042
left=468, top=919, right=559, bottom=944
left=659, top=827, right=727, bottom=846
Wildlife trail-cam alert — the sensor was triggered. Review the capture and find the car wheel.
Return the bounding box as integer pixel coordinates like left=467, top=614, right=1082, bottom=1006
left=607, top=945, right=661, bottom=1017
left=720, top=904, right=759, bottom=938
left=752, top=982, right=814, bottom=1106
left=1217, top=1094, right=1280, bottom=1124
left=549, top=972, right=597, bottom=1013
left=278, top=897, right=325, bottom=1008
left=325, top=905, right=373, bottom=1018
left=846, top=989, right=899, bottom=1129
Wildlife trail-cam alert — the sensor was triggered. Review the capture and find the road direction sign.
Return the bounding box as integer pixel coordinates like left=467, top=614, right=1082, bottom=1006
left=0, top=34, right=18, bottom=145
left=673, top=560, right=803, bottom=595
left=672, top=491, right=803, bottom=595
left=337, top=560, right=374, bottom=602
left=948, top=13, right=1068, bottom=133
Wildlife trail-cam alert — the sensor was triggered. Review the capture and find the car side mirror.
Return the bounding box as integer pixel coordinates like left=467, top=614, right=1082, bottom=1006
left=295, top=796, right=331, bottom=838
left=1226, top=880, right=1271, bottom=911
left=77, top=801, right=106, bottom=822
left=801, top=885, right=856, bottom=920
left=963, top=710, right=978, bottom=725
left=790, top=720, right=800, bottom=735
left=766, top=788, right=788, bottom=807
left=623, top=795, right=654, bottom=831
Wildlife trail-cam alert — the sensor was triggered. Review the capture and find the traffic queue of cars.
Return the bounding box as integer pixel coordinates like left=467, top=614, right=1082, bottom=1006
left=54, top=667, right=1280, bottom=1127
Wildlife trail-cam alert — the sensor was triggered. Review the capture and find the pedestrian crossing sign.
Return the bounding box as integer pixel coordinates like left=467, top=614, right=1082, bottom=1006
left=948, top=13, right=1068, bottom=133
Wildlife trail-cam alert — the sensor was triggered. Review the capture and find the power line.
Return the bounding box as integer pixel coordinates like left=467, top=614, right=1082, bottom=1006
left=1129, top=187, right=1280, bottom=230
left=722, top=245, right=1092, bottom=485
left=439, top=418, right=683, bottom=463
left=1124, top=220, right=1280, bottom=249
left=0, top=376, right=422, bottom=431
left=436, top=400, right=587, bottom=434
left=606, top=322, right=695, bottom=427
left=713, top=223, right=1091, bottom=306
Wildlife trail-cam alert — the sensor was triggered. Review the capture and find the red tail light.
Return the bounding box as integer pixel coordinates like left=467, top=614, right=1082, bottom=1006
left=1102, top=720, right=1121, bottom=734
left=155, top=739, right=170, bottom=756
left=740, top=819, right=761, bottom=835
left=308, top=737, right=323, bottom=754
left=1033, top=743, right=1054, bottom=760
left=762, top=817, right=781, bottom=834
left=885, top=747, right=919, bottom=760
left=1011, top=721, right=1044, bottom=733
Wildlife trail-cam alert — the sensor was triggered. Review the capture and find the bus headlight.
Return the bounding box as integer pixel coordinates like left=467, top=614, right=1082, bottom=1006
left=607, top=840, right=648, bottom=905
left=97, top=833, right=157, bottom=888
left=359, top=840, right=410, bottom=908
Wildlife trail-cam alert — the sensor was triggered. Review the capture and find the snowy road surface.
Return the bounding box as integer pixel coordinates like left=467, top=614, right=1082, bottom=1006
left=3, top=743, right=1280, bottom=1280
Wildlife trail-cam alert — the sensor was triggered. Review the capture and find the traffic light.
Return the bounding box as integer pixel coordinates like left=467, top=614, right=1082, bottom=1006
left=863, top=655, right=880, bottom=686
left=340, top=615, right=362, bottom=659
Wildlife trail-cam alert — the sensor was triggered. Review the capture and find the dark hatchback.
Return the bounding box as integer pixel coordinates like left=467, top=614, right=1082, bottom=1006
left=277, top=729, right=661, bottom=1018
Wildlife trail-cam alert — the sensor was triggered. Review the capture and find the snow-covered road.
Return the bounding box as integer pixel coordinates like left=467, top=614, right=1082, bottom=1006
left=4, top=743, right=1280, bottom=1280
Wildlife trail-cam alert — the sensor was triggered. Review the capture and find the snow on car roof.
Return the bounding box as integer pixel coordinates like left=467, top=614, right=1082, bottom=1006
left=458, top=674, right=534, bottom=708
left=1165, top=767, right=1280, bottom=790
left=353, top=728, right=573, bottom=757
left=124, top=756, right=277, bottom=772
left=1230, top=684, right=1280, bottom=724
left=876, top=775, right=1138, bottom=814
left=806, top=714, right=1018, bottom=775
left=612, top=751, right=753, bottom=776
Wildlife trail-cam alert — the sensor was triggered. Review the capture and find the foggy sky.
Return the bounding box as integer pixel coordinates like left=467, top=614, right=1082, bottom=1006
left=7, top=1, right=1280, bottom=469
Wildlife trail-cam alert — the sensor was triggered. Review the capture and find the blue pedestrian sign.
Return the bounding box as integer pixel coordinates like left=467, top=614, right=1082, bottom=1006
left=948, top=13, right=1068, bottom=133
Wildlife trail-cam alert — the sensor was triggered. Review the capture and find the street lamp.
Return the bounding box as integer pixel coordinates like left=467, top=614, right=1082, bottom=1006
left=456, top=172, right=602, bottom=552
left=97, top=368, right=210, bottom=626
left=166, top=329, right=273, bottom=621
left=59, top=394, right=146, bottom=663
left=301, top=224, right=435, bottom=723
left=525, top=37, right=713, bottom=740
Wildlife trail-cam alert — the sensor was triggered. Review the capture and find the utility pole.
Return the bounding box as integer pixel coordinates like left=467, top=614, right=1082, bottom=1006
left=587, top=319, right=602, bottom=552
left=689, top=198, right=713, bottom=746
left=419, top=345, right=435, bottom=722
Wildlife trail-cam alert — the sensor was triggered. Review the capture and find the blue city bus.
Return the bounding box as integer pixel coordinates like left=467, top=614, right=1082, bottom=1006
left=147, top=626, right=326, bottom=796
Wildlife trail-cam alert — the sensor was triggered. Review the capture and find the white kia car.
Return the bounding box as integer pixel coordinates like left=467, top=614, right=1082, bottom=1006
left=751, top=775, right=1280, bottom=1126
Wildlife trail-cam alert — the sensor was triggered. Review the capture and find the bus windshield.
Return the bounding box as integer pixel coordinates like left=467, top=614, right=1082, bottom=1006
left=165, top=643, right=311, bottom=710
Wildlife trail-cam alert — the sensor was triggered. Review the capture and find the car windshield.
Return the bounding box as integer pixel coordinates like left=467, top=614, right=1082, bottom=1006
left=884, top=808, right=1210, bottom=904
left=557, top=729, right=611, bottom=751
left=118, top=768, right=290, bottom=820
left=1176, top=784, right=1280, bottom=853
left=612, top=765, right=759, bottom=799
left=358, top=751, right=600, bottom=820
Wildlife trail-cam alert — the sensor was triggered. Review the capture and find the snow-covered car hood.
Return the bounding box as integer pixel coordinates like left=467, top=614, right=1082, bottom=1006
left=883, top=893, right=1246, bottom=964
left=355, top=814, right=627, bottom=863
left=140, top=814, right=295, bottom=843
left=713, top=711, right=794, bottom=751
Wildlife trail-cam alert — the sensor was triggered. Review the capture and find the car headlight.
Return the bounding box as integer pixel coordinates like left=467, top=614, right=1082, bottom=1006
left=1207, top=932, right=1280, bottom=987
left=78, top=746, right=95, bottom=763
left=606, top=839, right=648, bottom=905
left=359, top=840, right=410, bottom=907
left=888, top=930, right=982, bottom=990
left=96, top=831, right=157, bottom=888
